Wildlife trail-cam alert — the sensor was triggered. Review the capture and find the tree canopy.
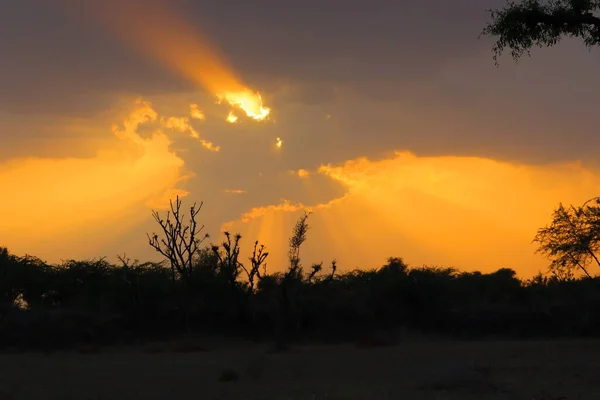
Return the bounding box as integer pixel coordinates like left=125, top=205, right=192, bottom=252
left=482, top=0, right=600, bottom=63
left=534, top=198, right=600, bottom=279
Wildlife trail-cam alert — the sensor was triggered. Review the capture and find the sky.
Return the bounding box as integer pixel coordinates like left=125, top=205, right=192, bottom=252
left=2, top=0, right=600, bottom=278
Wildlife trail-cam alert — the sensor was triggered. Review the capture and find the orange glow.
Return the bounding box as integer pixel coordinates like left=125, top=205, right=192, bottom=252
left=0, top=99, right=191, bottom=261
left=161, top=116, right=219, bottom=152
left=69, top=0, right=270, bottom=121
left=226, top=111, right=238, bottom=124
left=161, top=116, right=200, bottom=139
left=218, top=90, right=270, bottom=121
left=297, top=168, right=310, bottom=178
left=276, top=137, right=283, bottom=148
left=189, top=104, right=205, bottom=120
left=223, top=151, right=600, bottom=277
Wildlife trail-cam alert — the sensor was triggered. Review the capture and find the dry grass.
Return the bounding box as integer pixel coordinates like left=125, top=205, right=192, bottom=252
left=0, top=338, right=599, bottom=399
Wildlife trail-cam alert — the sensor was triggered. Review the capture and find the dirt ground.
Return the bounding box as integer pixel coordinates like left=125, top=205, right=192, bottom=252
left=0, top=337, right=598, bottom=400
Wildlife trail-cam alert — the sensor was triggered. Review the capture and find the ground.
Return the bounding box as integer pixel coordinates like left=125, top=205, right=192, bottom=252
left=0, top=337, right=598, bottom=399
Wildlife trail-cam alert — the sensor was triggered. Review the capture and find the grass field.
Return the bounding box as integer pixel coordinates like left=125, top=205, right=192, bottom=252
left=0, top=337, right=598, bottom=399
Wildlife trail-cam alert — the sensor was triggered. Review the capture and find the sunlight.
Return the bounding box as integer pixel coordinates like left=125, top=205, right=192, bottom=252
left=218, top=90, right=270, bottom=121
left=226, top=111, right=239, bottom=124
left=70, top=0, right=271, bottom=122
left=223, top=152, right=600, bottom=277
left=189, top=104, right=205, bottom=120
left=297, top=169, right=310, bottom=178
left=0, top=99, right=190, bottom=261
left=161, top=116, right=219, bottom=152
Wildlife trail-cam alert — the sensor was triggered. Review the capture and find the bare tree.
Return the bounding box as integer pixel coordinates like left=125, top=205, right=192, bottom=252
left=211, top=232, right=269, bottom=292
left=210, top=232, right=269, bottom=326
left=242, top=240, right=269, bottom=292
left=147, top=196, right=210, bottom=333
left=211, top=232, right=242, bottom=288
left=147, top=196, right=209, bottom=282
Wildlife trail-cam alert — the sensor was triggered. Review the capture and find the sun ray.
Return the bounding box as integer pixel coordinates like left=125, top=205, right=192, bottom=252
left=67, top=0, right=271, bottom=121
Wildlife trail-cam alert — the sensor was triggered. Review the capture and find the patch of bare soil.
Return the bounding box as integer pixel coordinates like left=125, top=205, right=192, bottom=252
left=0, top=338, right=599, bottom=399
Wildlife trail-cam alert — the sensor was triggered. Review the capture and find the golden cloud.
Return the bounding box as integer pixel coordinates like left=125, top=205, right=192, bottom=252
left=0, top=99, right=192, bottom=262
left=161, top=116, right=219, bottom=152
left=189, top=104, right=205, bottom=120
left=226, top=111, right=239, bottom=124
left=222, top=151, right=600, bottom=277
left=297, top=169, right=310, bottom=178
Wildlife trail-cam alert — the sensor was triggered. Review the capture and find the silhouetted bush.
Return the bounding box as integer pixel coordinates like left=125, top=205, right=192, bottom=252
left=3, top=244, right=600, bottom=351
left=3, top=196, right=600, bottom=351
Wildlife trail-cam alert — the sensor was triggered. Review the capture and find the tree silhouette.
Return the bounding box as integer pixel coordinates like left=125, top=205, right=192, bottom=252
left=287, top=211, right=311, bottom=277
left=481, top=0, right=600, bottom=63
left=5, top=197, right=600, bottom=351
left=147, top=196, right=209, bottom=282
left=147, top=196, right=210, bottom=332
left=534, top=197, right=600, bottom=278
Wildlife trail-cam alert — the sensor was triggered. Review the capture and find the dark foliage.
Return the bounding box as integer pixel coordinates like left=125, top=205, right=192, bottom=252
left=3, top=197, right=600, bottom=351
left=2, top=248, right=600, bottom=351
left=534, top=197, right=600, bottom=278
left=481, top=0, right=600, bottom=63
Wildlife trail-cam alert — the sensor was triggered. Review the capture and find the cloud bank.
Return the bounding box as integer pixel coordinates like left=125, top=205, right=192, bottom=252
left=0, top=100, right=193, bottom=261
left=223, top=152, right=600, bottom=278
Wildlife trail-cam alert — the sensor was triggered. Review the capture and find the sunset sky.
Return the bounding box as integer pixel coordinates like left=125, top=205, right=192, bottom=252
left=2, top=0, right=600, bottom=278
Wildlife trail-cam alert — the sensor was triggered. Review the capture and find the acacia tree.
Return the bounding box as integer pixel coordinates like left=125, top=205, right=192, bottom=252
left=481, top=0, right=600, bottom=63
left=534, top=197, right=600, bottom=278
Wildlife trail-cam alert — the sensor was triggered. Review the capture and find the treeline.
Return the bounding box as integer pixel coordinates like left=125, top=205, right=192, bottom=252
left=2, top=196, right=600, bottom=351
left=2, top=246, right=600, bottom=351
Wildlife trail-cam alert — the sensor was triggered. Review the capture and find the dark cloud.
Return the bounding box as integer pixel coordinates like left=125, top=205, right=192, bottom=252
left=4, top=0, right=599, bottom=167
left=0, top=0, right=189, bottom=114
left=190, top=0, right=500, bottom=72
left=0, top=0, right=504, bottom=114
left=189, top=0, right=509, bottom=101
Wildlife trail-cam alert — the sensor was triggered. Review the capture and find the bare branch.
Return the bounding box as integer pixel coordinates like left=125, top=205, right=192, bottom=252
left=147, top=195, right=208, bottom=282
